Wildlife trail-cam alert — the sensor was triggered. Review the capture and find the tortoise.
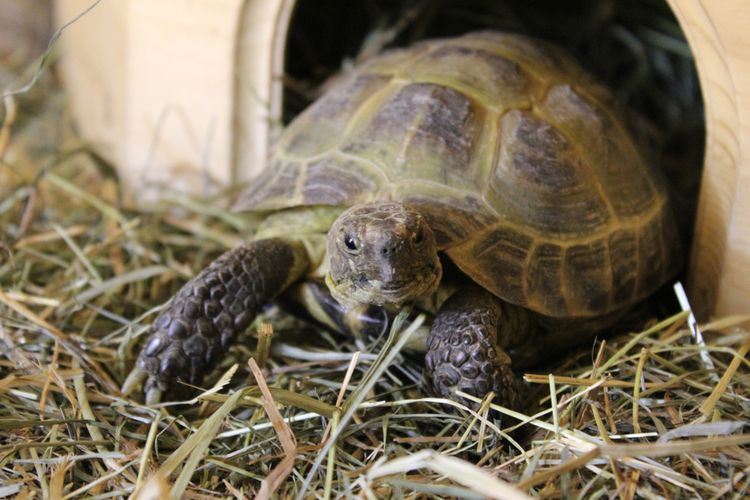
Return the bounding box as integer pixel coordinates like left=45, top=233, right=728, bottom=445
left=123, top=31, right=680, bottom=407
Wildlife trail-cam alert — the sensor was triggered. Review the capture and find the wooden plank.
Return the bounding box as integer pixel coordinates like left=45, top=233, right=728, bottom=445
left=55, top=0, right=245, bottom=197
left=668, top=0, right=750, bottom=317
left=703, top=1, right=750, bottom=317
left=55, top=0, right=750, bottom=316
left=124, top=0, right=244, bottom=193
left=233, top=0, right=297, bottom=182
left=56, top=0, right=296, bottom=195
left=55, top=0, right=128, bottom=165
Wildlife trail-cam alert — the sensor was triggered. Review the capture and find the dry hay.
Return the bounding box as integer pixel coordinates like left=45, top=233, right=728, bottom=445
left=1, top=2, right=748, bottom=499
left=1, top=74, right=749, bottom=500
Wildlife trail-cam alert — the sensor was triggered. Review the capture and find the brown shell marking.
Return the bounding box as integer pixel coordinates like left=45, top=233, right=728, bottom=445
left=283, top=74, right=391, bottom=158
left=341, top=81, right=487, bottom=189
left=234, top=153, right=387, bottom=211
left=234, top=73, right=391, bottom=210
left=446, top=200, right=678, bottom=317
left=234, top=31, right=678, bottom=317
left=487, top=109, right=612, bottom=235
left=400, top=43, right=532, bottom=108
left=451, top=31, right=598, bottom=90
left=392, top=184, right=497, bottom=248
left=537, top=84, right=659, bottom=218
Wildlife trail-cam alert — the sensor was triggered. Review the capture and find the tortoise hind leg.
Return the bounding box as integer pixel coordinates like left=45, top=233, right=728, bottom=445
left=424, top=288, right=540, bottom=410
left=282, top=280, right=434, bottom=353
left=123, top=238, right=309, bottom=403
left=283, top=280, right=390, bottom=342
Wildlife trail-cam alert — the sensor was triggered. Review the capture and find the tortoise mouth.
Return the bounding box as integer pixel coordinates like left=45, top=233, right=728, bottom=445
left=326, top=264, right=442, bottom=308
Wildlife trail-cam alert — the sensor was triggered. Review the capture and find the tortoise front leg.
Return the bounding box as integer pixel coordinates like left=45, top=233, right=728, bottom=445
left=424, top=288, right=540, bottom=410
left=123, top=238, right=310, bottom=403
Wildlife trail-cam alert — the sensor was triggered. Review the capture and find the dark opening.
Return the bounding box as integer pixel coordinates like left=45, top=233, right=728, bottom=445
left=284, top=0, right=704, bottom=305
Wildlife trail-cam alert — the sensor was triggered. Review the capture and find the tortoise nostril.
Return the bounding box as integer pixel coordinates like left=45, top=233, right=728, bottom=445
left=380, top=243, right=399, bottom=255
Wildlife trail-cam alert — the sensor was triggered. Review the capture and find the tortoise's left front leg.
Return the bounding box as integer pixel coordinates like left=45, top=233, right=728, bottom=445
left=424, top=288, right=541, bottom=410
left=123, top=238, right=310, bottom=402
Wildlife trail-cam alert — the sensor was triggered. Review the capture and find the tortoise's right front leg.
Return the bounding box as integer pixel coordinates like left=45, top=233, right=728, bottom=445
left=123, top=238, right=310, bottom=403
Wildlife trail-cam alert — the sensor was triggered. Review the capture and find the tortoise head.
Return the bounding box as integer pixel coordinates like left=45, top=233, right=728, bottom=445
left=326, top=201, right=442, bottom=308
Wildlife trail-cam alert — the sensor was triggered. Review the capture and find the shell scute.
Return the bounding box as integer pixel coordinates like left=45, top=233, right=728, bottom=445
left=525, top=243, right=567, bottom=314
left=447, top=227, right=534, bottom=306
left=453, top=31, right=586, bottom=83
left=301, top=155, right=381, bottom=206
left=563, top=241, right=610, bottom=314
left=609, top=229, right=639, bottom=303
left=341, top=82, right=484, bottom=187
left=234, top=32, right=679, bottom=317
left=402, top=43, right=532, bottom=108
left=537, top=84, right=658, bottom=218
left=282, top=74, right=391, bottom=158
left=490, top=110, right=611, bottom=235
left=234, top=160, right=301, bottom=211
left=636, top=213, right=666, bottom=296
left=397, top=188, right=495, bottom=248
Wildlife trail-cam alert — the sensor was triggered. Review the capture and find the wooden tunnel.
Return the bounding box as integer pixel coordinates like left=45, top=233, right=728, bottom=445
left=54, top=0, right=750, bottom=319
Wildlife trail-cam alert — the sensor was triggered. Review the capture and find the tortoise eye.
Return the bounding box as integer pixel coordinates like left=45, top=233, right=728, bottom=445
left=344, top=234, right=359, bottom=252
left=413, top=227, right=425, bottom=244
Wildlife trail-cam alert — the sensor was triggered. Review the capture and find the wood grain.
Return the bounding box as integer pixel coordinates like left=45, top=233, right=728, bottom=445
left=56, top=0, right=245, bottom=197
left=232, top=0, right=750, bottom=318
left=232, top=0, right=296, bottom=182
left=55, top=0, right=750, bottom=316
left=668, top=0, right=750, bottom=317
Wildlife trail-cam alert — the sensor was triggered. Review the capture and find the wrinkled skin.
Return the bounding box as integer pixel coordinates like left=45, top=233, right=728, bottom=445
left=124, top=201, right=536, bottom=408
left=123, top=31, right=678, bottom=410
left=326, top=202, right=442, bottom=307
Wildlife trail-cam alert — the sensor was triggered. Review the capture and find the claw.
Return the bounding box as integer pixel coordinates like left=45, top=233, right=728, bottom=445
left=121, top=364, right=147, bottom=397
left=145, top=386, right=163, bottom=405
left=121, top=363, right=164, bottom=404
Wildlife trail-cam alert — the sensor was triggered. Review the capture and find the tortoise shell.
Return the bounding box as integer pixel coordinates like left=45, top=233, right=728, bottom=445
left=234, top=31, right=679, bottom=319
